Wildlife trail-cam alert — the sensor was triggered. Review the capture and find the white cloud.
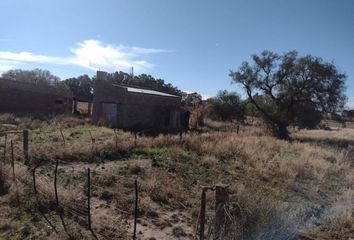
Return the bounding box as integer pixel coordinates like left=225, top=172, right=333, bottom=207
left=183, top=89, right=211, bottom=100
left=346, top=97, right=354, bottom=109
left=0, top=59, right=22, bottom=74
left=0, top=39, right=170, bottom=73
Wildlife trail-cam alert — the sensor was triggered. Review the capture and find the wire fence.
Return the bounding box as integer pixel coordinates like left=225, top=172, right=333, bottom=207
left=0, top=129, right=230, bottom=240
left=0, top=129, right=141, bottom=239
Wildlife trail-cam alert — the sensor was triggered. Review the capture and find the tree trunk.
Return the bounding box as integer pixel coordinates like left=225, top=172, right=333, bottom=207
left=276, top=123, right=289, bottom=140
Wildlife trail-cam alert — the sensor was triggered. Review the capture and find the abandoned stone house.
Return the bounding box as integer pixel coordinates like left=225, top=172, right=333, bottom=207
left=92, top=71, right=186, bottom=132
left=0, top=78, right=72, bottom=115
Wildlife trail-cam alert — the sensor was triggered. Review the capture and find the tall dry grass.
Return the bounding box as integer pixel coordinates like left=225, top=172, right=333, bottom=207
left=1, top=115, right=354, bottom=239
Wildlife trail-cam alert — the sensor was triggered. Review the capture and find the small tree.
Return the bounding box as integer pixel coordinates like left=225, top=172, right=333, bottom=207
left=230, top=50, right=347, bottom=139
left=64, top=74, right=93, bottom=101
left=208, top=90, right=245, bottom=121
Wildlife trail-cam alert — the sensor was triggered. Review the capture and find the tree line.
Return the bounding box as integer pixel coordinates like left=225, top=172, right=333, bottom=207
left=1, top=49, right=347, bottom=140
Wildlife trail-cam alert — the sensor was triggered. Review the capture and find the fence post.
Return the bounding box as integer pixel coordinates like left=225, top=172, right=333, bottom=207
left=199, top=188, right=207, bottom=240
left=23, top=130, right=29, bottom=165
left=3, top=134, right=7, bottom=163
left=114, top=129, right=118, bottom=149
left=236, top=125, right=240, bottom=135
left=11, top=140, right=15, bottom=181
left=32, top=168, right=37, bottom=194
left=214, top=184, right=229, bottom=238
left=134, top=133, right=137, bottom=147
left=133, top=179, right=138, bottom=240
left=89, top=131, right=95, bottom=153
left=59, top=129, right=66, bottom=147
left=87, top=168, right=92, bottom=230
left=54, top=159, right=59, bottom=207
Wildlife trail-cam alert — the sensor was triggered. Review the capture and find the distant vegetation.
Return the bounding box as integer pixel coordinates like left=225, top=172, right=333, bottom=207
left=1, top=69, right=68, bottom=90
left=1, top=49, right=350, bottom=141
left=207, top=90, right=245, bottom=121
left=1, top=69, right=184, bottom=101
left=230, top=50, right=347, bottom=139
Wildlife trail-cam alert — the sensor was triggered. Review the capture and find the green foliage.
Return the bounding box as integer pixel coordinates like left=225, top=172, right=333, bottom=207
left=230, top=50, right=347, bottom=139
left=244, top=95, right=274, bottom=117
left=208, top=90, right=245, bottom=121
left=1, top=69, right=62, bottom=86
left=107, top=71, right=182, bottom=96
left=63, top=74, right=93, bottom=101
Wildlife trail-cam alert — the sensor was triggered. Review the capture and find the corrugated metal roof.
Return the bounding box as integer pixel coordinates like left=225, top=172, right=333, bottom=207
left=112, top=84, right=180, bottom=98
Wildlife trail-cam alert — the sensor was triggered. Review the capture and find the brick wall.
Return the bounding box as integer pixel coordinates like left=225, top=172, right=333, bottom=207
left=0, top=78, right=73, bottom=115
left=92, top=74, right=183, bottom=131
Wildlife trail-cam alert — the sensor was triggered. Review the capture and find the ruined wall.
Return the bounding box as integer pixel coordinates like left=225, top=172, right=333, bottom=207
left=0, top=78, right=72, bottom=115
left=92, top=72, right=182, bottom=131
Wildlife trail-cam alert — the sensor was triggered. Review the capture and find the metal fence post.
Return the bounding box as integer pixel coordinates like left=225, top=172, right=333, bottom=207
left=87, top=168, right=92, bottom=230
left=133, top=179, right=138, bottom=240
left=11, top=141, right=15, bottom=181
left=54, top=159, right=59, bottom=207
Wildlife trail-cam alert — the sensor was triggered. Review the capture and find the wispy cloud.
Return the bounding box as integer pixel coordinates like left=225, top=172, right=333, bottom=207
left=0, top=39, right=170, bottom=74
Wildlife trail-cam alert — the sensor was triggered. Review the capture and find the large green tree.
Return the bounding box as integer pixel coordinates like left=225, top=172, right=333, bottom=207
left=208, top=90, right=245, bottom=121
left=230, top=50, right=347, bottom=139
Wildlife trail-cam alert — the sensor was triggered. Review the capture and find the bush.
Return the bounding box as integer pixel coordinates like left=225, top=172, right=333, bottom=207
left=208, top=90, right=245, bottom=122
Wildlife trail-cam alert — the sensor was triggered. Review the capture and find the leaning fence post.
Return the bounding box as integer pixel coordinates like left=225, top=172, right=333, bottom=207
left=32, top=168, right=37, bottom=194
left=11, top=140, right=15, bottom=181
left=134, top=133, right=137, bottom=147
left=54, top=159, right=59, bottom=207
left=214, top=183, right=229, bottom=238
left=87, top=168, right=92, bottom=230
left=59, top=129, right=66, bottom=147
left=133, top=179, right=138, bottom=240
left=23, top=130, right=29, bottom=165
left=199, top=188, right=207, bottom=240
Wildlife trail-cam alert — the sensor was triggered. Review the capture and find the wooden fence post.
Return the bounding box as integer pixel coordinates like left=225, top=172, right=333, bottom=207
left=199, top=188, right=207, bottom=240
left=54, top=159, right=59, bottom=207
left=133, top=179, right=138, bottom=240
left=134, top=133, right=137, bottom=147
left=214, top=184, right=229, bottom=238
left=23, top=130, right=29, bottom=165
left=236, top=125, right=240, bottom=135
left=11, top=140, right=15, bottom=181
left=114, top=129, right=118, bottom=149
left=3, top=134, right=7, bottom=163
left=89, top=131, right=95, bottom=153
left=87, top=168, right=92, bottom=230
left=32, top=168, right=37, bottom=194
left=59, top=129, right=66, bottom=147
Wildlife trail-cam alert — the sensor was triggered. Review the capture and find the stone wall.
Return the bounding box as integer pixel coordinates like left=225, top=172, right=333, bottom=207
left=0, top=78, right=73, bottom=115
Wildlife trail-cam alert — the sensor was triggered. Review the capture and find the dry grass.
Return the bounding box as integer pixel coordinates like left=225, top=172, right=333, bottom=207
left=1, top=115, right=354, bottom=239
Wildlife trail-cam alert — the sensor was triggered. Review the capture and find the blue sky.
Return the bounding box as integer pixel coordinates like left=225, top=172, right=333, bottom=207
left=0, top=0, right=353, bottom=106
